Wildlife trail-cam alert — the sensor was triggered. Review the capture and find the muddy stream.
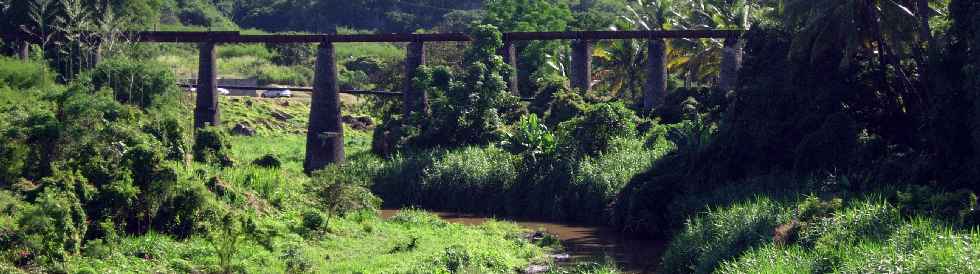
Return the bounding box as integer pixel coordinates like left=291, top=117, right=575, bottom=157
left=380, top=209, right=666, bottom=273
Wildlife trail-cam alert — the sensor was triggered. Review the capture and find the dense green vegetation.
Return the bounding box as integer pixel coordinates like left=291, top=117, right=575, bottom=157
left=0, top=56, right=568, bottom=273
left=3, top=0, right=980, bottom=273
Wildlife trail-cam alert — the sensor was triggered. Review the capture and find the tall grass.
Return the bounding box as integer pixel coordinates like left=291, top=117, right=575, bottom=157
left=0, top=57, right=53, bottom=90
left=660, top=197, right=790, bottom=274
left=662, top=185, right=980, bottom=274
left=367, top=137, right=669, bottom=224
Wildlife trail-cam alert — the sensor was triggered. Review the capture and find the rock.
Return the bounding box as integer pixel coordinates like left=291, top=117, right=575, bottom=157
left=219, top=154, right=236, bottom=167
left=530, top=231, right=545, bottom=241
left=244, top=191, right=271, bottom=214
left=342, top=115, right=375, bottom=130
left=12, top=179, right=38, bottom=193
left=356, top=116, right=374, bottom=127
left=271, top=111, right=293, bottom=121
left=206, top=177, right=232, bottom=196
left=523, top=265, right=550, bottom=274
left=231, top=123, right=256, bottom=136
left=371, top=126, right=394, bottom=157
left=279, top=100, right=290, bottom=107
left=549, top=253, right=571, bottom=262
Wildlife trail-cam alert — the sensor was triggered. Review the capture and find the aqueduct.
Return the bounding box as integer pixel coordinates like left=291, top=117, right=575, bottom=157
left=3, top=29, right=743, bottom=173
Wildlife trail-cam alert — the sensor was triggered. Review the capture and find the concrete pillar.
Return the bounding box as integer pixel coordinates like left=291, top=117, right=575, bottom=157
left=90, top=46, right=102, bottom=69
left=304, top=42, right=345, bottom=173
left=571, top=40, right=592, bottom=92
left=644, top=39, right=667, bottom=111
left=194, top=42, right=219, bottom=128
left=18, top=40, right=30, bottom=60
left=719, top=38, right=742, bottom=92
left=498, top=41, right=519, bottom=96
left=403, top=41, right=428, bottom=117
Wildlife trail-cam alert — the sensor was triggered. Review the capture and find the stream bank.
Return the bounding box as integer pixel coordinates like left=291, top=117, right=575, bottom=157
left=380, top=209, right=666, bottom=273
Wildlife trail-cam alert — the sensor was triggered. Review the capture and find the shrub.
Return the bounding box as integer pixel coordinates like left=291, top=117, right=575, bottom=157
left=0, top=139, right=28, bottom=186
left=85, top=58, right=179, bottom=109
left=653, top=87, right=727, bottom=124
left=384, top=24, right=520, bottom=150
left=280, top=236, right=314, bottom=273
left=193, top=126, right=233, bottom=166
left=252, top=154, right=282, bottom=169
left=256, top=65, right=313, bottom=86
left=502, top=114, right=556, bottom=161
left=153, top=182, right=218, bottom=239
left=142, top=116, right=188, bottom=161
left=443, top=244, right=472, bottom=272
left=18, top=171, right=90, bottom=264
left=894, top=185, right=979, bottom=226
left=544, top=89, right=589, bottom=127
left=792, top=112, right=859, bottom=172
left=267, top=42, right=316, bottom=66
left=557, top=102, right=637, bottom=157
left=528, top=74, right=567, bottom=116
left=301, top=210, right=326, bottom=232
left=0, top=57, right=52, bottom=90
left=219, top=44, right=273, bottom=60
left=310, top=168, right=381, bottom=216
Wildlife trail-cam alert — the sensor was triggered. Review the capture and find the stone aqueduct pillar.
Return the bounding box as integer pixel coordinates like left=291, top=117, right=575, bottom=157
left=18, top=40, right=30, bottom=60
left=304, top=42, right=346, bottom=173
left=571, top=39, right=593, bottom=92
left=719, top=37, right=742, bottom=93
left=644, top=39, right=668, bottom=111
left=181, top=32, right=742, bottom=173
left=194, top=42, right=220, bottom=129
left=403, top=41, right=428, bottom=118
left=498, top=41, right=520, bottom=96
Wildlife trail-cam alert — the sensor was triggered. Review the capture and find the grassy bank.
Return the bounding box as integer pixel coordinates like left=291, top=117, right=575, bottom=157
left=1, top=132, right=556, bottom=273
left=656, top=176, right=980, bottom=273
left=0, top=56, right=564, bottom=273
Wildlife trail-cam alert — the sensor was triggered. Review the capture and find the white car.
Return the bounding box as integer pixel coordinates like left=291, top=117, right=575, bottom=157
left=185, top=87, right=230, bottom=95
left=262, top=88, right=293, bottom=98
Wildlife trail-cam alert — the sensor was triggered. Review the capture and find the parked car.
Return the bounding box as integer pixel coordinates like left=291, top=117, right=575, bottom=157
left=262, top=88, right=293, bottom=98
left=184, top=87, right=230, bottom=95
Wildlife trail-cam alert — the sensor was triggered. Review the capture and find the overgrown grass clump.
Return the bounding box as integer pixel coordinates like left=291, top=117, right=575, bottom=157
left=658, top=177, right=980, bottom=274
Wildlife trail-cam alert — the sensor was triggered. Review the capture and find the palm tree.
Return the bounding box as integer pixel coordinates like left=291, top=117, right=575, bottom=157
left=782, top=0, right=926, bottom=113
left=590, top=0, right=686, bottom=105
